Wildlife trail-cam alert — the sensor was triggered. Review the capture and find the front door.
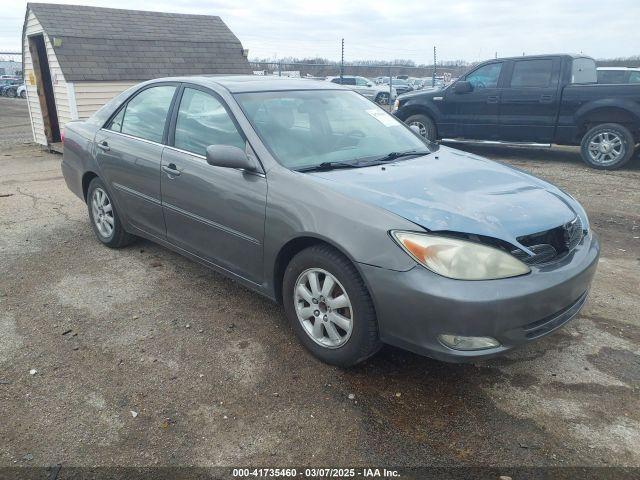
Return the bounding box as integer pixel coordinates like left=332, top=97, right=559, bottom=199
left=160, top=86, right=267, bottom=284
left=95, top=84, right=177, bottom=240
left=499, top=58, right=561, bottom=143
left=440, top=61, right=504, bottom=140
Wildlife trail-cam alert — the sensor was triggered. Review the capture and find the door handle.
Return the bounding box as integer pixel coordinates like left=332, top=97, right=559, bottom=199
left=162, top=163, right=181, bottom=177
left=486, top=95, right=499, bottom=104
left=539, top=94, right=554, bottom=103
left=97, top=141, right=110, bottom=151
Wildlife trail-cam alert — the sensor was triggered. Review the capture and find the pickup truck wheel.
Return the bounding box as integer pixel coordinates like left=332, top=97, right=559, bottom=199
left=282, top=244, right=381, bottom=367
left=405, top=114, right=437, bottom=142
left=581, top=123, right=635, bottom=170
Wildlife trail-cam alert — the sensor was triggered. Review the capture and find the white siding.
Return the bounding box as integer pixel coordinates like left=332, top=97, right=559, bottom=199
left=73, top=81, right=137, bottom=119
left=23, top=9, right=70, bottom=146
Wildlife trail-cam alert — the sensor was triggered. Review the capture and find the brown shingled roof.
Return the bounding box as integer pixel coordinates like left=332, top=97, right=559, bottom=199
left=26, top=3, right=251, bottom=81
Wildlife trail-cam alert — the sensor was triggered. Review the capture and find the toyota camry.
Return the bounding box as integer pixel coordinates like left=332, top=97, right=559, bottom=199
left=61, top=76, right=599, bottom=366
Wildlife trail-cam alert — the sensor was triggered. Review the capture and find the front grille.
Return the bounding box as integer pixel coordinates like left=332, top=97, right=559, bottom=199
left=512, top=216, right=585, bottom=266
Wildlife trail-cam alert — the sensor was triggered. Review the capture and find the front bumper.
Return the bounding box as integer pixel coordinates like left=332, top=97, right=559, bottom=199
left=359, top=231, right=600, bottom=362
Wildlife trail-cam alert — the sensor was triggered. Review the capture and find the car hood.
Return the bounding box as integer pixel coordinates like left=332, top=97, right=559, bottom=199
left=306, top=147, right=579, bottom=248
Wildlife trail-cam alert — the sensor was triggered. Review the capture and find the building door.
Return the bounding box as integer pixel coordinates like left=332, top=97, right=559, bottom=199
left=28, top=34, right=60, bottom=143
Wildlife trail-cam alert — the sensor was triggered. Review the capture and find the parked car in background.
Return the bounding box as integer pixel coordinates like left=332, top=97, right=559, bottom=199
left=16, top=84, right=27, bottom=99
left=597, top=67, right=640, bottom=84
left=62, top=76, right=598, bottom=366
left=382, top=78, right=413, bottom=95
left=394, top=54, right=640, bottom=170
left=327, top=75, right=397, bottom=104
left=0, top=78, right=20, bottom=97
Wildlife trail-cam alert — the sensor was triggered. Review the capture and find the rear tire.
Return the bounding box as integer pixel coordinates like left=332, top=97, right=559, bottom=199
left=282, top=244, right=381, bottom=367
left=580, top=123, right=635, bottom=170
left=405, top=113, right=437, bottom=142
left=86, top=177, right=135, bottom=248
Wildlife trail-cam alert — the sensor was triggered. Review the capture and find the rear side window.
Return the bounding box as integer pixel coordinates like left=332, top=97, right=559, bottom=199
left=571, top=58, right=597, bottom=84
left=119, top=85, right=176, bottom=143
left=174, top=88, right=245, bottom=156
left=511, top=59, right=554, bottom=87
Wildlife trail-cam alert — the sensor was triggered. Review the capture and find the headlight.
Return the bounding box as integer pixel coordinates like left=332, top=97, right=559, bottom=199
left=391, top=231, right=530, bottom=280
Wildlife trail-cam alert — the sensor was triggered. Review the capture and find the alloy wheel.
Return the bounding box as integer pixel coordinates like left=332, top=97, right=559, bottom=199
left=587, top=130, right=625, bottom=167
left=91, top=187, right=114, bottom=238
left=294, top=268, right=353, bottom=349
left=377, top=93, right=389, bottom=105
left=409, top=120, right=428, bottom=138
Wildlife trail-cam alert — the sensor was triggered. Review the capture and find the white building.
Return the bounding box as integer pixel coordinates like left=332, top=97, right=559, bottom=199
left=22, top=3, right=251, bottom=148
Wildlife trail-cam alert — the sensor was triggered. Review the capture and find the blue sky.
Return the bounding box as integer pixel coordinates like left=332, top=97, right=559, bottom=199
left=2, top=0, right=639, bottom=64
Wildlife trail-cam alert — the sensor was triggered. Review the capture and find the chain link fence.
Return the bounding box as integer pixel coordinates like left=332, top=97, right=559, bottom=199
left=248, top=61, right=470, bottom=104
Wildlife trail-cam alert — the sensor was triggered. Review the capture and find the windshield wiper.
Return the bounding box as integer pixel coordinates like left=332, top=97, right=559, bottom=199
left=296, top=161, right=363, bottom=172
left=369, top=149, right=431, bottom=163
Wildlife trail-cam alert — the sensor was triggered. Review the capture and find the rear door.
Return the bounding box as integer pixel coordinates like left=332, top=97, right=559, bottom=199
left=160, top=85, right=267, bottom=284
left=439, top=61, right=505, bottom=139
left=499, top=58, right=561, bottom=142
left=95, top=83, right=178, bottom=240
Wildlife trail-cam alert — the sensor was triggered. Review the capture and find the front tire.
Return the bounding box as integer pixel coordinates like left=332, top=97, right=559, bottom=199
left=282, top=245, right=381, bottom=367
left=86, top=177, right=134, bottom=248
left=20, top=90, right=26, bottom=99
left=580, top=123, right=635, bottom=170
left=405, top=113, right=437, bottom=142
left=375, top=92, right=390, bottom=105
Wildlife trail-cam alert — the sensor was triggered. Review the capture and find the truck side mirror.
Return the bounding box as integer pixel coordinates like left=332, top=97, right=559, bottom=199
left=454, top=81, right=473, bottom=94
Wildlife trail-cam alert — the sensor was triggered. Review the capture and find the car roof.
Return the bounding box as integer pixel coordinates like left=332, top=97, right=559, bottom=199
left=488, top=53, right=593, bottom=62
left=154, top=75, right=343, bottom=93
left=597, top=66, right=640, bottom=71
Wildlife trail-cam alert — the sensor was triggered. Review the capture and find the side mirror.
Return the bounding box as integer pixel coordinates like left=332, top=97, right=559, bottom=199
left=366, top=83, right=373, bottom=87
left=206, top=145, right=255, bottom=171
left=454, top=81, right=473, bottom=94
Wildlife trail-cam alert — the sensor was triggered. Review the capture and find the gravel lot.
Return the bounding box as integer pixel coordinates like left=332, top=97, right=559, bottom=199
left=1, top=96, right=639, bottom=470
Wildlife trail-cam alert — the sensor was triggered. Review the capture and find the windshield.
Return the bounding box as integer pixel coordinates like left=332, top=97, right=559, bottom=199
left=235, top=90, right=431, bottom=170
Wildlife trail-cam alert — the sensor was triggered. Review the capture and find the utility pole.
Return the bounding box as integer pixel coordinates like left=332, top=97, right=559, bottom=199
left=340, top=38, right=344, bottom=82
left=433, top=46, right=437, bottom=87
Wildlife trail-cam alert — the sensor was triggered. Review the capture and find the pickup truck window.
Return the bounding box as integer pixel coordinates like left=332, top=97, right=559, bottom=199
left=630, top=72, right=640, bottom=84
left=571, top=58, right=597, bottom=84
left=511, top=59, right=554, bottom=88
left=598, top=70, right=628, bottom=84
left=466, top=63, right=502, bottom=89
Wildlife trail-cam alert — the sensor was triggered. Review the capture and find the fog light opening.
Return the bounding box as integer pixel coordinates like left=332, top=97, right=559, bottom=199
left=438, top=334, right=501, bottom=351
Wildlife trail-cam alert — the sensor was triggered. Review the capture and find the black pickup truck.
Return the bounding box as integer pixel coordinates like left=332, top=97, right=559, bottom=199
left=393, top=54, right=640, bottom=169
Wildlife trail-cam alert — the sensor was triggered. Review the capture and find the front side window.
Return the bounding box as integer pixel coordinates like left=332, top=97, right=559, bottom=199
left=355, top=77, right=369, bottom=86
left=511, top=59, right=554, bottom=88
left=107, top=108, right=125, bottom=132
left=629, top=72, right=640, bottom=84
left=120, top=85, right=176, bottom=143
left=174, top=88, right=245, bottom=156
left=466, top=63, right=502, bottom=89
left=236, top=90, right=431, bottom=170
